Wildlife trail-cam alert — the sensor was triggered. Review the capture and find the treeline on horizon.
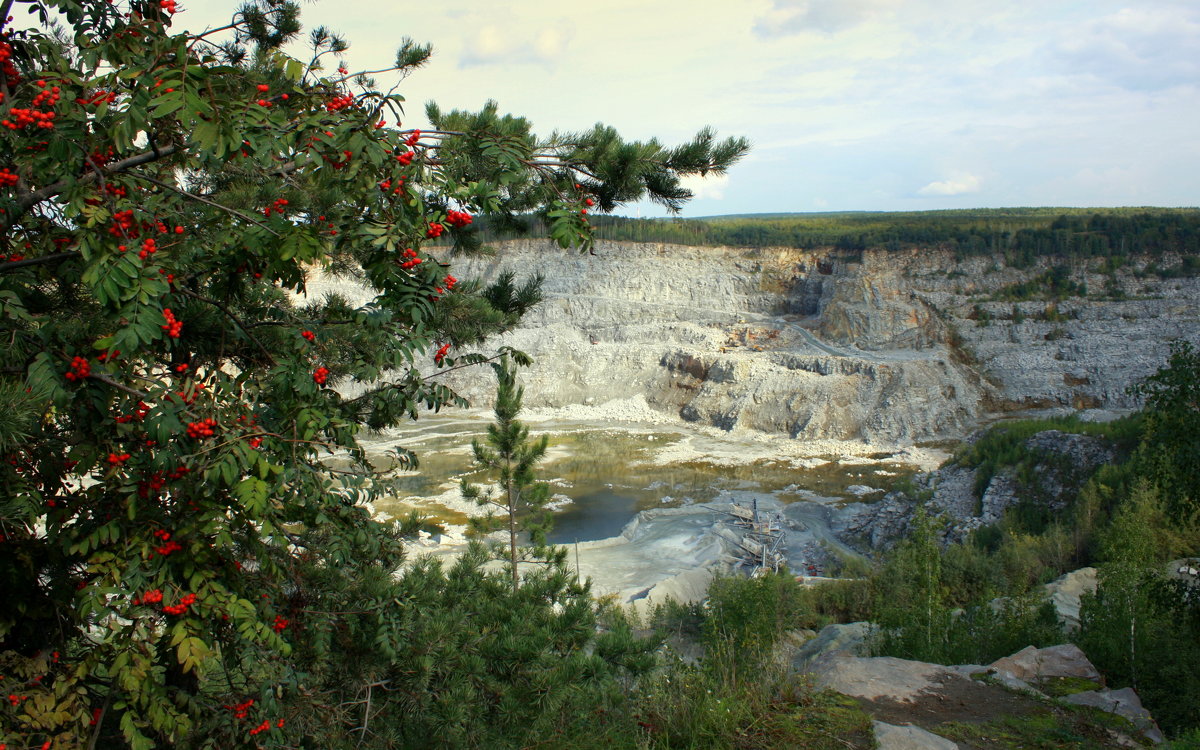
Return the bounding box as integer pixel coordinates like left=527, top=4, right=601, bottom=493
left=466, top=207, right=1200, bottom=267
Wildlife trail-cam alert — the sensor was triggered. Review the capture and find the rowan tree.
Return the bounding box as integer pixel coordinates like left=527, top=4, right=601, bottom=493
left=0, top=0, right=747, bottom=746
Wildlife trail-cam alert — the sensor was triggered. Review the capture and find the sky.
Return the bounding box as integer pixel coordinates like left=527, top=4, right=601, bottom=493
left=58, top=1, right=1200, bottom=216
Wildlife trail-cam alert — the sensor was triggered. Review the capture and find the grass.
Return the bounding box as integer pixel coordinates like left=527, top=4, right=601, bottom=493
left=939, top=705, right=1151, bottom=749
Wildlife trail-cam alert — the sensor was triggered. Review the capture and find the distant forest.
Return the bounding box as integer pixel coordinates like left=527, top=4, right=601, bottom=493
left=462, top=207, right=1200, bottom=268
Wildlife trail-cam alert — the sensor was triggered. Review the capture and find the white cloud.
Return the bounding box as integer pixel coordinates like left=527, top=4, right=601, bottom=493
left=532, top=28, right=570, bottom=61
left=459, top=24, right=573, bottom=67
left=754, top=0, right=897, bottom=37
left=917, top=174, right=981, bottom=196
left=1053, top=5, right=1200, bottom=90
left=679, top=173, right=730, bottom=201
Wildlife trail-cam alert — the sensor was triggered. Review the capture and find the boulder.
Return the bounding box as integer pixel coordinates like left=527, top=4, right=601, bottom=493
left=872, top=720, right=960, bottom=750
left=1043, top=567, right=1098, bottom=630
left=810, top=655, right=956, bottom=702
left=1065, top=687, right=1165, bottom=744
left=989, top=644, right=1101, bottom=683
left=789, top=621, right=871, bottom=670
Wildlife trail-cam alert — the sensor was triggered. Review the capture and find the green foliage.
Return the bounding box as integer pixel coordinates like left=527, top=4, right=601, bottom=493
left=465, top=206, right=1200, bottom=260
left=634, top=667, right=875, bottom=750
left=281, top=540, right=658, bottom=749
left=1076, top=482, right=1200, bottom=737
left=950, top=414, right=1141, bottom=501
left=645, top=575, right=876, bottom=749
left=461, top=358, right=554, bottom=589
left=990, top=265, right=1088, bottom=302
left=701, top=572, right=806, bottom=673
left=0, top=2, right=747, bottom=746
left=1130, top=340, right=1200, bottom=519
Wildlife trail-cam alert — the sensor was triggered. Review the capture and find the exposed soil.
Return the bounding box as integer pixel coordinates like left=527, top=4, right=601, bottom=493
left=854, top=673, right=1149, bottom=749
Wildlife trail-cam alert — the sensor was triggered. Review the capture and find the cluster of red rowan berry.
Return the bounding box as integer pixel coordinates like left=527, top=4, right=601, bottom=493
left=263, top=197, right=289, bottom=217
left=2, top=81, right=60, bottom=130
left=434, top=342, right=451, bottom=365
left=106, top=452, right=131, bottom=466
left=165, top=381, right=206, bottom=405
left=0, top=168, right=18, bottom=187
left=159, top=0, right=178, bottom=14
left=395, top=150, right=414, bottom=166
left=185, top=418, right=217, bottom=439
left=445, top=210, right=473, bottom=227
left=109, top=209, right=142, bottom=238
left=425, top=222, right=444, bottom=238
left=76, top=88, right=117, bottom=107
left=249, top=718, right=285, bottom=736
left=137, top=471, right=167, bottom=499
left=325, top=93, right=353, bottom=112
left=152, top=529, right=181, bottom=557
left=138, top=237, right=158, bottom=259
left=378, top=176, right=406, bottom=194
left=162, top=593, right=196, bottom=616
left=133, top=588, right=164, bottom=605
left=65, top=356, right=91, bottom=381
left=399, top=247, right=423, bottom=269
left=312, top=366, right=330, bottom=385
left=434, top=273, right=458, bottom=295
left=0, top=39, right=21, bottom=92
left=114, top=400, right=151, bottom=424
left=225, top=698, right=255, bottom=719
left=271, top=615, right=289, bottom=632
left=300, top=329, right=315, bottom=341
left=161, top=308, right=183, bottom=338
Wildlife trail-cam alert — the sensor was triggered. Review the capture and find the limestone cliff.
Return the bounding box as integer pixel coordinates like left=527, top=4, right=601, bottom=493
left=314, top=239, right=1200, bottom=443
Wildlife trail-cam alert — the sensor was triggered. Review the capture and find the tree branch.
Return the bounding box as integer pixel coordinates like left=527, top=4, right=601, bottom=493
left=175, top=289, right=278, bottom=366
left=0, top=251, right=81, bottom=274
left=129, top=174, right=281, bottom=236
left=3, top=144, right=184, bottom=230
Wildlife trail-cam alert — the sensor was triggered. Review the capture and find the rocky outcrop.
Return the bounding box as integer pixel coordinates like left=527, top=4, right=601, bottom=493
left=311, top=240, right=1199, bottom=442
left=988, top=644, right=1102, bottom=683
left=1065, top=688, right=1166, bottom=744
left=1044, top=567, right=1099, bottom=630
left=790, top=621, right=872, bottom=671
left=845, top=428, right=1117, bottom=548
left=802, top=637, right=1163, bottom=747
left=426, top=240, right=990, bottom=443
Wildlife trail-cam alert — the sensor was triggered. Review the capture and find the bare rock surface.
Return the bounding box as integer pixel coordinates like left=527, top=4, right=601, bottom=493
left=807, top=644, right=1161, bottom=748
left=988, top=644, right=1102, bottom=683
left=872, top=720, right=960, bottom=750
left=809, top=655, right=958, bottom=702
left=790, top=622, right=872, bottom=671
left=1065, top=687, right=1165, bottom=744
left=1043, top=567, right=1098, bottom=630
left=308, top=241, right=1200, bottom=443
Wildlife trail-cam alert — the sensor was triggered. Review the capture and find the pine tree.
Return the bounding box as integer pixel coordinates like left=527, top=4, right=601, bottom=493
left=461, top=358, right=554, bottom=591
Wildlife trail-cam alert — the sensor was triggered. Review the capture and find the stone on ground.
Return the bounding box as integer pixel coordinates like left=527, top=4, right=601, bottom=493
left=872, top=721, right=959, bottom=750
left=809, top=655, right=956, bottom=702
left=988, top=643, right=1101, bottom=682
left=1065, top=687, right=1165, bottom=744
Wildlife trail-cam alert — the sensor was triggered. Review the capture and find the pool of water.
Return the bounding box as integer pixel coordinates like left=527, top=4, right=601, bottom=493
left=359, top=413, right=920, bottom=543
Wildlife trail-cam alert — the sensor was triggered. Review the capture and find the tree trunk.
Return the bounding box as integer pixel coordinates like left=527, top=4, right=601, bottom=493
left=507, top=478, right=518, bottom=592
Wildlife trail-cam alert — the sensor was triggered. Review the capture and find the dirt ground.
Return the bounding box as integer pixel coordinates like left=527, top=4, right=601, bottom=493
left=854, top=673, right=1149, bottom=749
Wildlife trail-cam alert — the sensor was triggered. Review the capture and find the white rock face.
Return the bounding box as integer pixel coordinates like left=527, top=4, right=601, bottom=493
left=436, top=240, right=988, bottom=442
left=310, top=240, right=1200, bottom=442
